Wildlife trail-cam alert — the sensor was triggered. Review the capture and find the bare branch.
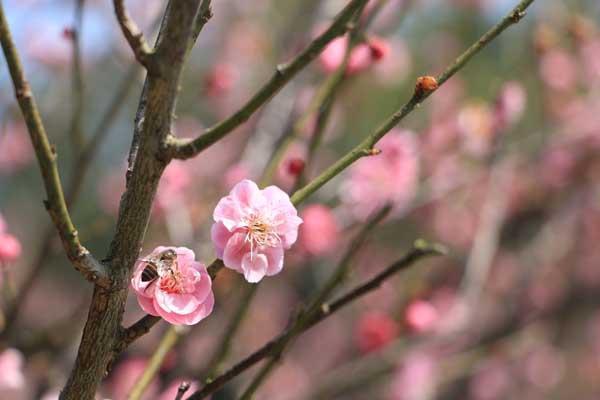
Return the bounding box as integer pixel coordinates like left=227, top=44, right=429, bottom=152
left=290, top=0, right=536, bottom=206
left=0, top=1, right=110, bottom=288
left=166, top=0, right=369, bottom=160
left=187, top=241, right=445, bottom=400
left=113, top=0, right=154, bottom=68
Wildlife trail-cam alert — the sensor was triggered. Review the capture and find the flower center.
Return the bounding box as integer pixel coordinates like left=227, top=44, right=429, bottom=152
left=156, top=260, right=186, bottom=294
left=242, top=212, right=281, bottom=257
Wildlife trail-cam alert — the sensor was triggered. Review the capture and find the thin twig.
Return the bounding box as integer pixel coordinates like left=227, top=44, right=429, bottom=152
left=113, top=0, right=153, bottom=68
left=238, top=205, right=391, bottom=399
left=290, top=0, right=535, bottom=206
left=175, top=382, right=191, bottom=400
left=186, top=241, right=444, bottom=399
left=0, top=1, right=110, bottom=287
left=68, top=0, right=86, bottom=153
left=166, top=0, right=370, bottom=160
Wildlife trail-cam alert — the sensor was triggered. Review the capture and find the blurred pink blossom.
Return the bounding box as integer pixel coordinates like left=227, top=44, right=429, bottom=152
left=0, top=348, right=25, bottom=391
left=204, top=63, right=238, bottom=97
left=0, top=233, right=22, bottom=264
left=0, top=121, right=34, bottom=174
left=493, top=81, right=526, bottom=131
left=539, top=49, right=578, bottom=91
left=212, top=180, right=302, bottom=283
left=131, top=246, right=214, bottom=325
left=469, top=359, right=512, bottom=400
left=299, top=204, right=339, bottom=256
left=355, top=311, right=398, bottom=353
left=155, top=161, right=193, bottom=213
left=276, top=142, right=306, bottom=191
left=225, top=162, right=251, bottom=189
left=522, top=345, right=565, bottom=390
left=404, top=299, right=439, bottom=334
left=319, top=35, right=389, bottom=75
left=158, top=380, right=199, bottom=400
left=581, top=39, right=600, bottom=81
left=106, top=357, right=159, bottom=400
left=458, top=102, right=496, bottom=156
left=389, top=351, right=438, bottom=400
left=343, top=130, right=419, bottom=221
left=539, top=146, right=578, bottom=190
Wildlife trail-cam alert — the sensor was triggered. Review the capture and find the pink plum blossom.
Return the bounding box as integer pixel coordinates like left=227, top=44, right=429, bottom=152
left=355, top=311, right=399, bottom=353
left=493, top=81, right=526, bottom=131
left=388, top=351, right=438, bottom=400
left=0, top=348, right=25, bottom=391
left=342, top=130, right=419, bottom=220
left=131, top=246, right=214, bottom=325
left=299, top=205, right=339, bottom=256
left=211, top=179, right=302, bottom=283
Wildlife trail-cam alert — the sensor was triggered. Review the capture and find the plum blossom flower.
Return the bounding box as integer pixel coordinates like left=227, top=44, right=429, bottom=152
left=131, top=246, right=214, bottom=325
left=211, top=180, right=303, bottom=283
left=342, top=130, right=419, bottom=220
left=299, top=205, right=339, bottom=256
left=404, top=299, right=439, bottom=334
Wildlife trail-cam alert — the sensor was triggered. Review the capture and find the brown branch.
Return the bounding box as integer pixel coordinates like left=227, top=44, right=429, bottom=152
left=61, top=1, right=205, bottom=398
left=0, top=2, right=110, bottom=288
left=113, top=0, right=154, bottom=69
left=187, top=241, right=445, bottom=400
left=165, top=0, right=369, bottom=160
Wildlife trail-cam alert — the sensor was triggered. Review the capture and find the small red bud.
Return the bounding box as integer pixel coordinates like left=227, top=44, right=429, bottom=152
left=415, top=76, right=438, bottom=95
left=286, top=158, right=305, bottom=176
left=368, top=37, right=389, bottom=61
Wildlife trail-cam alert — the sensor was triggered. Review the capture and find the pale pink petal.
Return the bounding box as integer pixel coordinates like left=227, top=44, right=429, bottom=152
left=231, top=179, right=263, bottom=208
left=155, top=291, right=200, bottom=315
left=175, top=247, right=195, bottom=266
left=211, top=221, right=231, bottom=258
left=223, top=232, right=248, bottom=273
left=213, top=197, right=244, bottom=231
left=241, top=253, right=268, bottom=283
left=137, top=294, right=159, bottom=316
left=264, top=246, right=284, bottom=277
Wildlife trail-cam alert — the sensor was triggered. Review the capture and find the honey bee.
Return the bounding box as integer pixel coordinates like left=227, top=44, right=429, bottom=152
left=139, top=249, right=178, bottom=291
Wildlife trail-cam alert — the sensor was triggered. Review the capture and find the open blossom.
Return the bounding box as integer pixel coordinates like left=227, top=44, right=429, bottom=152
left=211, top=180, right=302, bottom=283
left=342, top=130, right=419, bottom=220
left=131, top=246, right=214, bottom=325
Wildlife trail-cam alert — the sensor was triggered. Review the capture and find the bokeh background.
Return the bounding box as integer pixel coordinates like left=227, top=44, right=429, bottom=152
left=1, top=0, right=600, bottom=399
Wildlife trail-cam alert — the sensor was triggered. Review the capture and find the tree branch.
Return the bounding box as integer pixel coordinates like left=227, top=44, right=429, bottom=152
left=0, top=1, right=110, bottom=288
left=61, top=1, right=204, bottom=398
left=113, top=0, right=154, bottom=69
left=290, top=0, right=536, bottom=206
left=187, top=241, right=445, bottom=399
left=165, top=0, right=369, bottom=160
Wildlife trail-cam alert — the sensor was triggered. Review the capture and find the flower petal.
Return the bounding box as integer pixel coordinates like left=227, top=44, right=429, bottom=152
left=241, top=253, right=268, bottom=283
left=264, top=246, right=284, bottom=277
left=223, top=232, right=248, bottom=273
left=211, top=222, right=231, bottom=258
